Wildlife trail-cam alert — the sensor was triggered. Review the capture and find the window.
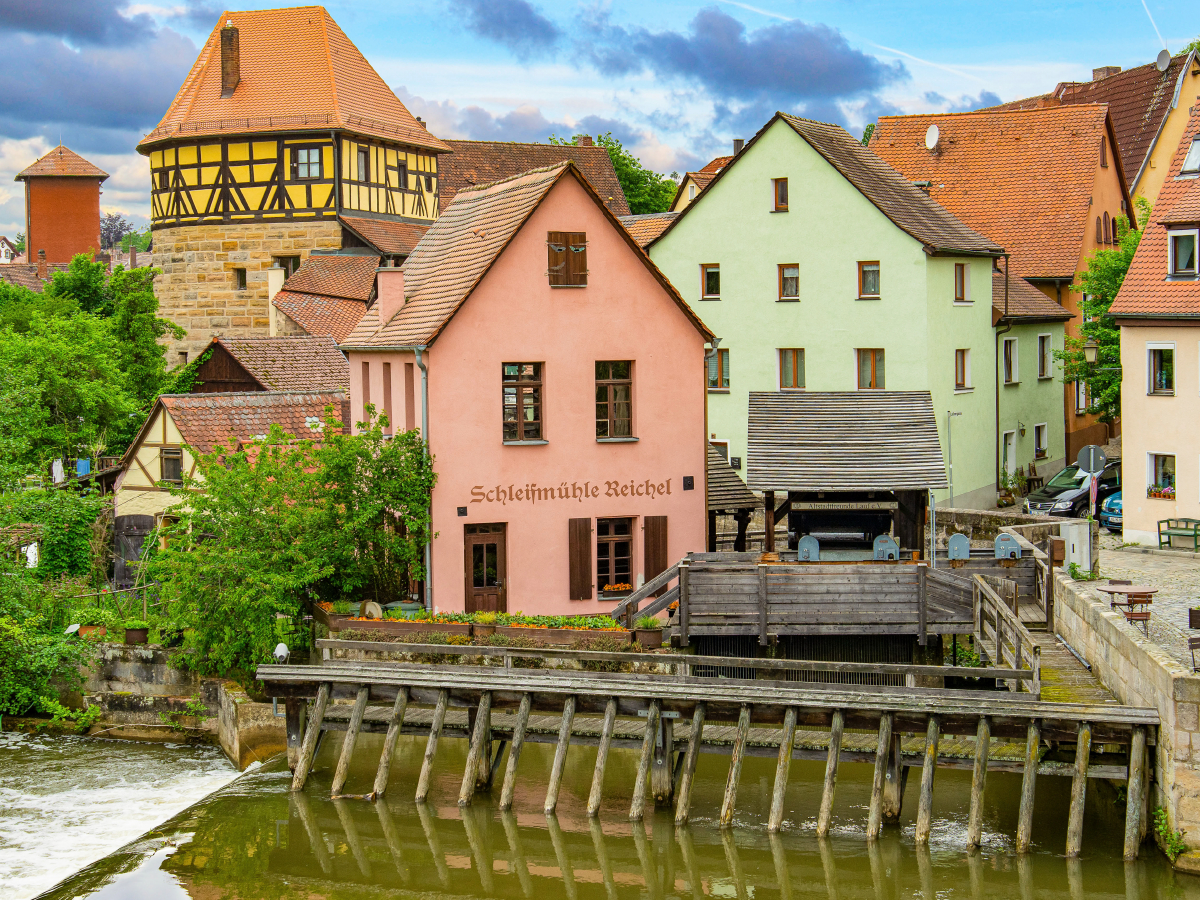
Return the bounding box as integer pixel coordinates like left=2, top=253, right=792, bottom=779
left=1034, top=424, right=1048, bottom=459
left=1169, top=231, right=1198, bottom=275
left=1100, top=135, right=1108, bottom=168
left=857, top=348, right=884, bottom=389
left=688, top=183, right=697, bottom=200
left=1002, top=338, right=1018, bottom=384
left=161, top=447, right=183, bottom=484
left=1096, top=216, right=1103, bottom=244
left=779, top=349, right=804, bottom=389
left=595, top=361, right=633, bottom=438
left=397, top=162, right=409, bottom=190
left=701, top=264, right=720, bottom=299
left=1038, top=334, right=1053, bottom=378
left=1103, top=212, right=1111, bottom=244
left=362, top=361, right=371, bottom=422
left=772, top=178, right=788, bottom=211
left=382, top=361, right=393, bottom=435
left=273, top=255, right=301, bottom=276
left=597, top=518, right=633, bottom=591
left=293, top=147, right=321, bottom=180
left=955, top=349, right=971, bottom=390
left=708, top=348, right=729, bottom=390
left=424, top=174, right=434, bottom=192
left=778, top=264, right=799, bottom=300
left=357, top=147, right=370, bottom=182
left=954, top=263, right=969, bottom=302
left=502, top=363, right=542, bottom=441
left=1149, top=345, right=1175, bottom=394
left=233, top=267, right=247, bottom=290
left=179, top=351, right=188, bottom=365
left=547, top=231, right=587, bottom=286
left=1182, top=138, right=1200, bottom=175
left=858, top=261, right=880, bottom=298
left=1075, top=379, right=1090, bottom=414
left=1150, top=454, right=1176, bottom=491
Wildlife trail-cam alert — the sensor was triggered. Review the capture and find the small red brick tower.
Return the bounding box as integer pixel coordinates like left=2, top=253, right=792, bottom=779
left=15, top=145, right=108, bottom=264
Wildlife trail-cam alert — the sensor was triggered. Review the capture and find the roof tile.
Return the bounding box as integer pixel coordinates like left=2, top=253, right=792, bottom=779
left=619, top=212, right=677, bottom=248
left=281, top=254, right=378, bottom=302
left=159, top=390, right=346, bottom=455
left=707, top=444, right=758, bottom=511
left=991, top=270, right=1073, bottom=321
left=0, top=263, right=67, bottom=292
left=214, top=336, right=349, bottom=391
left=339, top=216, right=428, bottom=255
left=16, top=146, right=108, bottom=180
left=272, top=291, right=367, bottom=343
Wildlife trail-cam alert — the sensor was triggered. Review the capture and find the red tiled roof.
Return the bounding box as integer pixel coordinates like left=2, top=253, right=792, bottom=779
left=992, top=270, right=1072, bottom=321
left=15, top=145, right=108, bottom=180
left=272, top=291, right=367, bottom=343
left=214, top=336, right=349, bottom=391
left=1110, top=107, right=1200, bottom=318
left=339, top=216, right=428, bottom=255
left=344, top=162, right=712, bottom=348
left=619, top=212, right=677, bottom=248
left=281, top=254, right=378, bottom=302
left=699, top=155, right=732, bottom=174
left=986, top=52, right=1195, bottom=185
left=0, top=263, right=68, bottom=292
left=157, top=391, right=346, bottom=455
left=440, top=140, right=629, bottom=215
left=1160, top=179, right=1200, bottom=225
left=138, top=7, right=449, bottom=154
left=871, top=105, right=1129, bottom=279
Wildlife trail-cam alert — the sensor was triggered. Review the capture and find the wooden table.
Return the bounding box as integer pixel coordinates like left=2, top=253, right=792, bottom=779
left=1097, top=585, right=1158, bottom=632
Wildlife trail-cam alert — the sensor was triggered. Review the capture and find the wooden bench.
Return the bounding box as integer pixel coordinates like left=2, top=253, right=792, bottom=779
left=1159, top=518, right=1200, bottom=551
left=1191, top=637, right=1200, bottom=673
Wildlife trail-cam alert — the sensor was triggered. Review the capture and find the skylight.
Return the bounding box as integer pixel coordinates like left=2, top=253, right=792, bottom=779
left=1183, top=138, right=1200, bottom=175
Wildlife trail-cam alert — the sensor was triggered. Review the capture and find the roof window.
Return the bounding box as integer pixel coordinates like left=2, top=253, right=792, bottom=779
left=1182, top=138, right=1200, bottom=176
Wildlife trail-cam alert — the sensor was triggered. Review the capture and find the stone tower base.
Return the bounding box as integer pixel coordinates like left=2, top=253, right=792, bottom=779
left=151, top=219, right=342, bottom=363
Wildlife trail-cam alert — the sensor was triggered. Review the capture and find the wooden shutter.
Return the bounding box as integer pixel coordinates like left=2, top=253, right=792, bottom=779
left=290, top=148, right=298, bottom=181
left=569, top=518, right=592, bottom=600
left=643, top=516, right=668, bottom=595
left=566, top=232, right=587, bottom=285
left=547, top=231, right=567, bottom=286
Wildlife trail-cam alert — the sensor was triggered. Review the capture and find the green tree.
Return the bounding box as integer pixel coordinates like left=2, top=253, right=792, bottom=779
left=46, top=254, right=112, bottom=315
left=1056, top=197, right=1151, bottom=422
left=1183, top=36, right=1200, bottom=53
left=0, top=279, right=78, bottom=333
left=862, top=122, right=876, bottom=146
left=551, top=132, right=679, bottom=214
left=13, top=232, right=25, bottom=253
left=119, top=228, right=152, bottom=252
left=107, top=265, right=185, bottom=407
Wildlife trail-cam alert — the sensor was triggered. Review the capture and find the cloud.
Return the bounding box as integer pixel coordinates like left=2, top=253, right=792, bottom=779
left=448, top=0, right=561, bottom=61
left=0, top=0, right=158, bottom=46
left=923, top=90, right=1002, bottom=113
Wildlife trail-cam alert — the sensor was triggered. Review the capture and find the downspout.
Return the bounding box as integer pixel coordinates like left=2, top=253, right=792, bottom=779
left=703, top=339, right=721, bottom=552
left=995, top=253, right=1012, bottom=492
left=331, top=130, right=340, bottom=216
left=415, top=346, right=431, bottom=610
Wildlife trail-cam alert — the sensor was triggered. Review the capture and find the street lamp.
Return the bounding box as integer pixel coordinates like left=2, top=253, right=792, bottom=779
left=1083, top=338, right=1099, bottom=365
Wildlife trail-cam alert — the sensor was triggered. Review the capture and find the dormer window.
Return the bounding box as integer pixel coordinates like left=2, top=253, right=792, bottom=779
left=1182, top=138, right=1200, bottom=175
left=547, top=231, right=587, bottom=286
left=688, top=183, right=697, bottom=200
left=1169, top=230, right=1198, bottom=276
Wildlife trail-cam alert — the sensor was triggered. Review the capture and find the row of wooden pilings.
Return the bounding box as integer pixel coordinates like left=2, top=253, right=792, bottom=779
left=285, top=680, right=1153, bottom=860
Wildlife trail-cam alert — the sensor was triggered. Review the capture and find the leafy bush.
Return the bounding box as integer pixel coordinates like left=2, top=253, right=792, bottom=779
left=634, top=614, right=661, bottom=630
left=473, top=611, right=497, bottom=625
left=0, top=487, right=108, bottom=580
left=124, top=619, right=149, bottom=630
left=0, top=614, right=94, bottom=716
left=1154, top=807, right=1189, bottom=862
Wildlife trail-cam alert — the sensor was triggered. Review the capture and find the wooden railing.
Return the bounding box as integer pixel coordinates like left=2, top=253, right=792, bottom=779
left=609, top=563, right=681, bottom=628
left=973, top=574, right=1041, bottom=698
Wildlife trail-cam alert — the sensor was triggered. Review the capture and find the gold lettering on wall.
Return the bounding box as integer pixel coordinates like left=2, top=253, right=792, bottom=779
left=469, top=478, right=673, bottom=505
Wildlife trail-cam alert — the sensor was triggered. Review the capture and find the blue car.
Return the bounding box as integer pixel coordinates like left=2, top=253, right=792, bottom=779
left=1100, top=491, right=1122, bottom=532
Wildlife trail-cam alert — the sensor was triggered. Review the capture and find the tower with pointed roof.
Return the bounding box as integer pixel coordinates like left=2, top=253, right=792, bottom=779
left=138, top=6, right=451, bottom=361
left=15, top=145, right=108, bottom=266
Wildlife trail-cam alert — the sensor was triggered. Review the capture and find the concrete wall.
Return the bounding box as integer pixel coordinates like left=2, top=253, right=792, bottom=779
left=1052, top=572, right=1200, bottom=870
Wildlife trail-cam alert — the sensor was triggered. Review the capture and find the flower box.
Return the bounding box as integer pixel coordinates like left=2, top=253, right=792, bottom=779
left=313, top=604, right=354, bottom=632
left=348, top=619, right=472, bottom=637
left=494, top=625, right=631, bottom=646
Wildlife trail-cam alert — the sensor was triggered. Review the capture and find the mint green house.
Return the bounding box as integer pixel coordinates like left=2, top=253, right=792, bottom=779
left=647, top=114, right=1006, bottom=508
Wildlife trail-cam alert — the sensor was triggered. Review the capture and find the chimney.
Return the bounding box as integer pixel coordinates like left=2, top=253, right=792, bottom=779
left=1092, top=66, right=1121, bottom=81
left=574, top=134, right=594, bottom=147
left=375, top=266, right=405, bottom=327
left=267, top=265, right=286, bottom=336
left=220, top=22, right=240, bottom=98
left=416, top=116, right=427, bottom=130
left=733, top=138, right=745, bottom=155
left=129, top=244, right=137, bottom=268
left=36, top=249, right=46, bottom=279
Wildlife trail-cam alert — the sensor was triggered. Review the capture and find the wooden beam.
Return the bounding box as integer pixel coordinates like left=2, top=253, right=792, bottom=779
left=459, top=691, right=492, bottom=807
left=372, top=688, right=408, bottom=798
left=768, top=706, right=798, bottom=832
left=1124, top=725, right=1148, bottom=860
left=290, top=682, right=329, bottom=792
left=758, top=565, right=769, bottom=645
left=816, top=709, right=845, bottom=837
left=915, top=715, right=942, bottom=843
left=679, top=561, right=690, bottom=647
left=764, top=491, right=775, bottom=553
left=499, top=693, right=531, bottom=811
left=867, top=712, right=894, bottom=840
left=588, top=698, right=618, bottom=817
left=414, top=689, right=448, bottom=803
left=331, top=685, right=370, bottom=797
left=652, top=714, right=675, bottom=804
left=285, top=697, right=305, bottom=771
left=630, top=700, right=660, bottom=821
left=544, top=696, right=576, bottom=814
left=882, top=730, right=906, bottom=823
left=720, top=704, right=752, bottom=827
left=1016, top=719, right=1040, bottom=853
left=966, top=716, right=990, bottom=849
left=1066, top=721, right=1092, bottom=857
left=917, top=564, right=927, bottom=646
left=674, top=701, right=706, bottom=826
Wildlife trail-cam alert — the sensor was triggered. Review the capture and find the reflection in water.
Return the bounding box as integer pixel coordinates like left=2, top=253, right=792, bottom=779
left=35, top=729, right=1200, bottom=899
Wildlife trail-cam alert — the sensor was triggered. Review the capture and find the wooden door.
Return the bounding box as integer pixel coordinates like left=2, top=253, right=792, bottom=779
left=465, top=524, right=507, bottom=613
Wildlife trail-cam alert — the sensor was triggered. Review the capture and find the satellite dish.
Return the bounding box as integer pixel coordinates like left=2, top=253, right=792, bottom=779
left=924, top=124, right=940, bottom=151
left=1157, top=49, right=1171, bottom=72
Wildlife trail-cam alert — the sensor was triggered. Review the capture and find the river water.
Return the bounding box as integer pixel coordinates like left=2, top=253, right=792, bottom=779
left=24, top=727, right=1200, bottom=899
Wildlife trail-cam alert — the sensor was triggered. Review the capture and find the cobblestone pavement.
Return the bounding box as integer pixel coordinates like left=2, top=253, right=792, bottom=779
left=1097, top=532, right=1200, bottom=669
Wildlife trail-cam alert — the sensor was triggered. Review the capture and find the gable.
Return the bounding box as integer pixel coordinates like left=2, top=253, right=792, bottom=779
left=193, top=342, right=262, bottom=393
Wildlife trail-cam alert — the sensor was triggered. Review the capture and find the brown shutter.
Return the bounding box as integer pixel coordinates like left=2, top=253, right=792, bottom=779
left=569, top=518, right=592, bottom=600
left=566, top=232, right=587, bottom=286
left=643, top=516, right=668, bottom=595
left=547, top=231, right=567, bottom=286
left=290, top=148, right=298, bottom=181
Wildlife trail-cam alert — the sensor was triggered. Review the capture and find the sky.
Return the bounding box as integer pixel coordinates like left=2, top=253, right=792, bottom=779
left=0, top=0, right=1195, bottom=240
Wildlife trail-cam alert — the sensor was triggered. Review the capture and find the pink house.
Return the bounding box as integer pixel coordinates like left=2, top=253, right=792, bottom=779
left=342, top=163, right=713, bottom=615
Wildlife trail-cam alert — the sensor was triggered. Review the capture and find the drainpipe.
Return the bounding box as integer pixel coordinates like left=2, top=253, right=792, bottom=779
left=703, top=338, right=720, bottom=551
left=995, top=253, right=1012, bottom=493
left=414, top=346, right=432, bottom=610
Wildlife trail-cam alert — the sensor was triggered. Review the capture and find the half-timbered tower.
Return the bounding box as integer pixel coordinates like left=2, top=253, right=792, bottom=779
left=138, top=6, right=450, bottom=362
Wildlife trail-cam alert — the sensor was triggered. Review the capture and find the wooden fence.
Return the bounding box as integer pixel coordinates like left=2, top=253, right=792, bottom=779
left=973, top=575, right=1041, bottom=696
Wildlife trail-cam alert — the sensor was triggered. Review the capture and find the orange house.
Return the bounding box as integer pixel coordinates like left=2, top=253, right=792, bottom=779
left=15, top=145, right=107, bottom=265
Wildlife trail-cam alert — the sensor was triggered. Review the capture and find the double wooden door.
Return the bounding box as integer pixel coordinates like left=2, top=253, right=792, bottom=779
left=464, top=523, right=507, bottom=613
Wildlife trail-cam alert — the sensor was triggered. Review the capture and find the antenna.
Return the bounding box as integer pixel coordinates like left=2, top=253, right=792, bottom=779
left=924, top=124, right=940, bottom=151
left=1156, top=48, right=1171, bottom=72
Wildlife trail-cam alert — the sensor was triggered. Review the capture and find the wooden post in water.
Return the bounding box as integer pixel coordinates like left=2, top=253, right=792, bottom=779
left=882, top=730, right=906, bottom=822
left=1124, top=726, right=1148, bottom=860
left=768, top=706, right=798, bottom=832
left=867, top=712, right=894, bottom=840
left=816, top=709, right=845, bottom=837
left=331, top=685, right=371, bottom=797
left=1066, top=721, right=1092, bottom=857
left=459, top=691, right=493, bottom=806
left=966, top=716, right=990, bottom=849
left=415, top=689, right=448, bottom=803
left=720, top=704, right=752, bottom=827
left=588, top=698, right=618, bottom=817
left=499, top=692, right=532, bottom=811
left=285, top=698, right=305, bottom=771
left=545, top=696, right=576, bottom=814
left=372, top=688, right=408, bottom=798
left=674, top=701, right=706, bottom=826
left=915, top=715, right=941, bottom=844
left=1016, top=719, right=1040, bottom=853
left=291, top=682, right=330, bottom=791
left=652, top=715, right=675, bottom=804
left=630, top=700, right=661, bottom=821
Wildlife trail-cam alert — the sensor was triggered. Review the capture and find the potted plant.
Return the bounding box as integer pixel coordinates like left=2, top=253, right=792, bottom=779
left=600, top=582, right=634, bottom=599
left=79, top=608, right=115, bottom=639
left=472, top=611, right=498, bottom=637
left=124, top=619, right=150, bottom=645
left=634, top=614, right=663, bottom=650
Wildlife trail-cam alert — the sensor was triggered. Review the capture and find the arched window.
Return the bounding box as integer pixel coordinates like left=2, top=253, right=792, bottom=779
left=1096, top=216, right=1103, bottom=243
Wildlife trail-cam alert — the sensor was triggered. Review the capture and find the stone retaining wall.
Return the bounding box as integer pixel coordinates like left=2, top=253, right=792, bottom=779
left=1051, top=571, right=1200, bottom=870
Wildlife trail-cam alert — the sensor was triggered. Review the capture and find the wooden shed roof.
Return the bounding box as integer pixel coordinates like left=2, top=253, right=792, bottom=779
left=707, top=444, right=758, bottom=511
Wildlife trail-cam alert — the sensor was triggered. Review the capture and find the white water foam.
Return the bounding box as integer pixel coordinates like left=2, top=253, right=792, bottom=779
left=0, top=732, right=237, bottom=900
